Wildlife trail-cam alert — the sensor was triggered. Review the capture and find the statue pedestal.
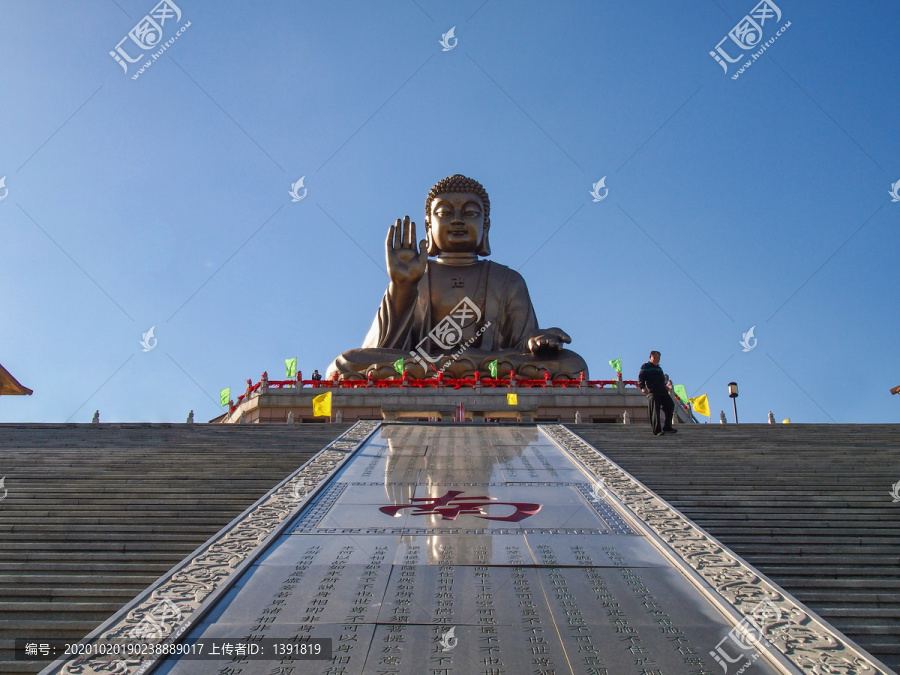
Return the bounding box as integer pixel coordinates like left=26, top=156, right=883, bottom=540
left=214, top=384, right=690, bottom=425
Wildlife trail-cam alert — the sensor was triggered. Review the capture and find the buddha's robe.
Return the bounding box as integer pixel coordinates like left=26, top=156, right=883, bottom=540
left=328, top=259, right=587, bottom=379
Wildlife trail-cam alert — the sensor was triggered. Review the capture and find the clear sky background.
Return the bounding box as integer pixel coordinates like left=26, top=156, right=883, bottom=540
left=1, top=0, right=897, bottom=424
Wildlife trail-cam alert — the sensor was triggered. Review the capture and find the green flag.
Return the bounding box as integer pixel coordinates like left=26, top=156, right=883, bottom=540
left=488, top=359, right=498, bottom=378
left=219, top=387, right=231, bottom=406
left=673, top=384, right=688, bottom=402
left=393, top=358, right=404, bottom=374
left=609, top=358, right=622, bottom=373
left=285, top=357, right=297, bottom=379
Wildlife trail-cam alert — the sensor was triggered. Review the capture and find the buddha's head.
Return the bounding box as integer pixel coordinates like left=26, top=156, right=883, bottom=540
left=424, top=174, right=491, bottom=256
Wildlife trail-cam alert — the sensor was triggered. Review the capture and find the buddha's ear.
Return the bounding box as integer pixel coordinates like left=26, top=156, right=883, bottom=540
left=477, top=226, right=491, bottom=257
left=425, top=224, right=440, bottom=256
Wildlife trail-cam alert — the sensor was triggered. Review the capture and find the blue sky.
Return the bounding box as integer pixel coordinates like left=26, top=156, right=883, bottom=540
left=1, top=0, right=897, bottom=423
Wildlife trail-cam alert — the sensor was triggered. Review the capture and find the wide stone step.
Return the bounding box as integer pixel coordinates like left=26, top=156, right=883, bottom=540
left=0, top=533, right=215, bottom=544
left=0, top=601, right=124, bottom=618
left=0, top=562, right=176, bottom=573
left=0, top=574, right=151, bottom=586
left=0, top=660, right=47, bottom=674
left=811, top=606, right=900, bottom=620
left=0, top=588, right=140, bottom=602
left=0, top=553, right=196, bottom=564
left=792, top=591, right=898, bottom=604
left=0, top=517, right=241, bottom=526
left=669, top=526, right=897, bottom=537
left=865, top=644, right=900, bottom=671
left=832, top=624, right=900, bottom=636
left=0, top=524, right=221, bottom=534
left=1, top=506, right=258, bottom=515
left=670, top=511, right=898, bottom=522
left=726, top=553, right=900, bottom=563
left=674, top=506, right=897, bottom=515
left=724, top=565, right=900, bottom=576
left=677, top=536, right=896, bottom=547
left=0, top=619, right=99, bottom=639
left=766, top=576, right=900, bottom=589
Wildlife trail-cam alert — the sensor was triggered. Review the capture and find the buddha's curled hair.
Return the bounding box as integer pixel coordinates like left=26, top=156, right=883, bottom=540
left=425, top=175, right=490, bottom=229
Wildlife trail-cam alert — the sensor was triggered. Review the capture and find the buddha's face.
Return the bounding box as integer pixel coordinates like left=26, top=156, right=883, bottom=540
left=428, top=192, right=485, bottom=253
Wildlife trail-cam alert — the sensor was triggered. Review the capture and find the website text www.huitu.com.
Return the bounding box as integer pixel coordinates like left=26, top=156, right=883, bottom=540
left=131, top=22, right=191, bottom=80
left=731, top=21, right=791, bottom=80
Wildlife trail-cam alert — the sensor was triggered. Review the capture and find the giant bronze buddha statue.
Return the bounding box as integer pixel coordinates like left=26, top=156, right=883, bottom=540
left=327, top=175, right=588, bottom=381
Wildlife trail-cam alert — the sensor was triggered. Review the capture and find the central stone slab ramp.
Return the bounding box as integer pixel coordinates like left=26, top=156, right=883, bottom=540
left=148, top=425, right=793, bottom=674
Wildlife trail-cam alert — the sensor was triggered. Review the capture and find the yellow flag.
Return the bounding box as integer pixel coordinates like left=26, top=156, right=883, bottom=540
left=507, top=393, right=518, bottom=405
left=688, top=394, right=710, bottom=417
left=312, top=391, right=332, bottom=417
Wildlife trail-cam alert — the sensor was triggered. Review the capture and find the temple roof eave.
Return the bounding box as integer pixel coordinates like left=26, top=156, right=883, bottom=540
left=0, top=362, right=33, bottom=396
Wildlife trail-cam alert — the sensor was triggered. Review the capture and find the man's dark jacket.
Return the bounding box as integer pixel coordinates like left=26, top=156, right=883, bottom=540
left=638, top=362, right=667, bottom=394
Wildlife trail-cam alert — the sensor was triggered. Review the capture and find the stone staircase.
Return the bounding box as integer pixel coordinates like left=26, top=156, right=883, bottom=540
left=1, top=422, right=897, bottom=673
left=0, top=423, right=349, bottom=674
left=569, top=423, right=900, bottom=673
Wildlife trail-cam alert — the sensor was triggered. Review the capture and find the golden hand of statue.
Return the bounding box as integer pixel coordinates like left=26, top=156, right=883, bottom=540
left=386, top=215, right=428, bottom=287
left=528, top=327, right=572, bottom=355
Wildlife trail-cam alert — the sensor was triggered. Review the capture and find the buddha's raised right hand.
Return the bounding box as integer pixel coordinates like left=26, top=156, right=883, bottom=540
left=386, top=215, right=428, bottom=287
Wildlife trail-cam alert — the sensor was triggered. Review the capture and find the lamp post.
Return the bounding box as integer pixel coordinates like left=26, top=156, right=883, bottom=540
left=728, top=382, right=739, bottom=423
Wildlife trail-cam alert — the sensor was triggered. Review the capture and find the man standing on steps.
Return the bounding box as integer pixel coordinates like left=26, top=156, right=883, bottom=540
left=639, top=351, right=677, bottom=436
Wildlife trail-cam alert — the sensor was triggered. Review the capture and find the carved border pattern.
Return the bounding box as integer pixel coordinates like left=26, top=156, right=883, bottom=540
left=542, top=424, right=885, bottom=675
left=50, top=421, right=381, bottom=675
